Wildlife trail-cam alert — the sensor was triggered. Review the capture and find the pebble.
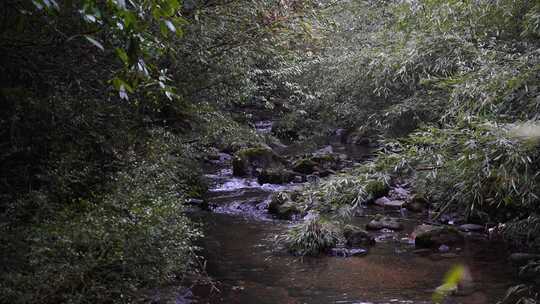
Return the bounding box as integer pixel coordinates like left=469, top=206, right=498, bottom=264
left=438, top=244, right=450, bottom=253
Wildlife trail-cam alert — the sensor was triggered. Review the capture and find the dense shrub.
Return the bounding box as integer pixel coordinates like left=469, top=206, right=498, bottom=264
left=0, top=128, right=204, bottom=304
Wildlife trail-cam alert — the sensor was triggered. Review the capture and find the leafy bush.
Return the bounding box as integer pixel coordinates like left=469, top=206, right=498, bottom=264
left=371, top=120, right=540, bottom=221
left=0, top=129, right=203, bottom=304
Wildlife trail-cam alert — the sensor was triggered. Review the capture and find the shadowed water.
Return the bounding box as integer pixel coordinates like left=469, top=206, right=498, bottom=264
left=190, top=211, right=514, bottom=304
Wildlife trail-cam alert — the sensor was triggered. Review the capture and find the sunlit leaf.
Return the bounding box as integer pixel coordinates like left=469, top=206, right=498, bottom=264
left=164, top=20, right=176, bottom=33
left=432, top=264, right=465, bottom=303
left=84, top=36, right=104, bottom=51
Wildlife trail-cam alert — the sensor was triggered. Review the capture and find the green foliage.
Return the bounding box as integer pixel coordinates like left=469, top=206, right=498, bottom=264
left=274, top=170, right=389, bottom=218
left=265, top=0, right=540, bottom=225
left=0, top=128, right=204, bottom=304
left=278, top=214, right=343, bottom=256
left=193, top=105, right=265, bottom=152
left=2, top=0, right=540, bottom=302
left=1, top=0, right=320, bottom=302
left=373, top=120, right=540, bottom=221
left=8, top=0, right=187, bottom=100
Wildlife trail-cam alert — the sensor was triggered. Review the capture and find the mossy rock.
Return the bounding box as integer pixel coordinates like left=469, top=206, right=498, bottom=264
left=365, top=180, right=389, bottom=199
left=221, top=141, right=248, bottom=154
left=414, top=225, right=464, bottom=248
left=312, top=154, right=341, bottom=171
left=311, top=154, right=335, bottom=163
left=232, top=146, right=286, bottom=177
left=343, top=225, right=375, bottom=247
left=275, top=201, right=300, bottom=220
left=405, top=194, right=429, bottom=212
left=292, top=158, right=319, bottom=174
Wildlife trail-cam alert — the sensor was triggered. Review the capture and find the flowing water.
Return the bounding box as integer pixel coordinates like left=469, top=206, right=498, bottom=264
left=185, top=123, right=516, bottom=304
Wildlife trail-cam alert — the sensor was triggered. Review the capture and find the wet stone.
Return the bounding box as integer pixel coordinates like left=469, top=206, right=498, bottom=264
left=438, top=244, right=450, bottom=253
left=344, top=227, right=376, bottom=247
left=373, top=197, right=405, bottom=209
left=185, top=198, right=209, bottom=210
left=329, top=247, right=368, bottom=257
left=389, top=187, right=410, bottom=200
left=366, top=216, right=403, bottom=231
left=509, top=253, right=540, bottom=266
left=385, top=200, right=406, bottom=209
left=413, top=224, right=465, bottom=248
left=374, top=196, right=391, bottom=207
left=458, top=223, right=485, bottom=232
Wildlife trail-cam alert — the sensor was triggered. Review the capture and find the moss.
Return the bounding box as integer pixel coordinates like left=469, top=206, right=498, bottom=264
left=232, top=146, right=275, bottom=177
left=292, top=158, right=319, bottom=174
left=237, top=146, right=273, bottom=158
left=364, top=180, right=389, bottom=199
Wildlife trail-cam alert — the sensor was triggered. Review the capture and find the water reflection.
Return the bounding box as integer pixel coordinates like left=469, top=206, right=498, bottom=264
left=191, top=212, right=514, bottom=304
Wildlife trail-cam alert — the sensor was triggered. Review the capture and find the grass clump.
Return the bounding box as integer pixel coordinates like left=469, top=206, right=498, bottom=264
left=287, top=170, right=389, bottom=217
left=278, top=214, right=343, bottom=256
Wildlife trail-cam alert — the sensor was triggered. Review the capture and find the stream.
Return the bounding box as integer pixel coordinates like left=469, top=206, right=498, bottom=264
left=186, top=122, right=516, bottom=304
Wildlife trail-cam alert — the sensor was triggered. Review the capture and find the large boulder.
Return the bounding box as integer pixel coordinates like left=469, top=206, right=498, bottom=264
left=413, top=224, right=465, bottom=248
left=232, top=146, right=287, bottom=177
